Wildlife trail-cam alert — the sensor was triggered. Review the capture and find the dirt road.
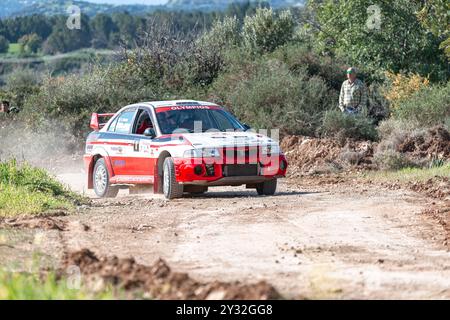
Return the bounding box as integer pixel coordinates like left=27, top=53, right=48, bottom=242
left=51, top=174, right=450, bottom=299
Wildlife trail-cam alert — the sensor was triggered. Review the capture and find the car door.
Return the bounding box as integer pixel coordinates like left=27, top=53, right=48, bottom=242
left=129, top=107, right=158, bottom=178
left=107, top=107, right=138, bottom=177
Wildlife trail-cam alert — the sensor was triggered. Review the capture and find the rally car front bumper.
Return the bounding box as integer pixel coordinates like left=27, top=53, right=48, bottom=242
left=173, top=154, right=288, bottom=186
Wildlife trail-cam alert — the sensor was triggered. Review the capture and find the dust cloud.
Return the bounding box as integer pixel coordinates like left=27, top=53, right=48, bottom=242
left=0, top=119, right=87, bottom=193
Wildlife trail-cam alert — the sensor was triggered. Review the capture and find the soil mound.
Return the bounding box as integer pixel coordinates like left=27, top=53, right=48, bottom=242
left=62, top=249, right=281, bottom=300
left=398, top=126, right=450, bottom=159
left=281, top=136, right=375, bottom=175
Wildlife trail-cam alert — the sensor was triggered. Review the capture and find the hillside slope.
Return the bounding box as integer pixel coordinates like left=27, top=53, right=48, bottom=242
left=1, top=0, right=162, bottom=18
left=1, top=0, right=305, bottom=18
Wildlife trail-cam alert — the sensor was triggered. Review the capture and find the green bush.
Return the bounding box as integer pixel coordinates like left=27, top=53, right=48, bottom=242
left=0, top=270, right=115, bottom=300
left=366, top=83, right=390, bottom=124
left=5, top=69, right=41, bottom=108
left=320, top=110, right=378, bottom=141
left=18, top=33, right=43, bottom=54
left=1, top=160, right=68, bottom=196
left=211, top=56, right=335, bottom=136
left=190, top=17, right=242, bottom=87
left=243, top=8, right=295, bottom=54
left=198, top=16, right=241, bottom=48
left=373, top=150, right=417, bottom=171
left=377, top=119, right=422, bottom=144
left=23, top=64, right=161, bottom=138
left=393, top=82, right=450, bottom=126
left=270, top=44, right=345, bottom=91
left=0, top=160, right=83, bottom=216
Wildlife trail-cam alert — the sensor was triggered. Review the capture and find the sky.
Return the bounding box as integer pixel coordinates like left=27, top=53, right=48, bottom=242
left=86, top=0, right=168, bottom=5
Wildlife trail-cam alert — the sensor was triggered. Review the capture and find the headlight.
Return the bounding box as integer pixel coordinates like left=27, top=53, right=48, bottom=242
left=261, top=144, right=280, bottom=155
left=183, top=148, right=220, bottom=158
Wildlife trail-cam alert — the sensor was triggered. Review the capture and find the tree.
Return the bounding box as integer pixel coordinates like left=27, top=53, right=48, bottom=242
left=42, top=15, right=92, bottom=54
left=308, top=0, right=447, bottom=81
left=18, top=33, right=42, bottom=54
left=242, top=8, right=295, bottom=54
left=111, top=12, right=139, bottom=48
left=0, top=35, right=9, bottom=53
left=415, top=0, right=449, bottom=37
left=415, top=0, right=450, bottom=60
left=0, top=20, right=9, bottom=40
left=90, top=14, right=117, bottom=49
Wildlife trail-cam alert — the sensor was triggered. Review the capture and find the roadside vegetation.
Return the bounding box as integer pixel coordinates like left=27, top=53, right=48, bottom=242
left=0, top=270, right=115, bottom=300
left=0, top=160, right=83, bottom=217
left=363, top=164, right=450, bottom=184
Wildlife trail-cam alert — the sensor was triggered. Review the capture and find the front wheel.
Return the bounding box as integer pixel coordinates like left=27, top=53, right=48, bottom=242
left=256, top=179, right=277, bottom=196
left=93, top=158, right=119, bottom=198
left=163, top=157, right=184, bottom=199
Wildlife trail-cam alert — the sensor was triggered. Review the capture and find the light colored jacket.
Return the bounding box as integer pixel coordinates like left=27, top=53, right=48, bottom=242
left=339, top=79, right=368, bottom=112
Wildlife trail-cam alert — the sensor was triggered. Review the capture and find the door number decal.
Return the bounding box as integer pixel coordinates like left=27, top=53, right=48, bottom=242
left=133, top=140, right=140, bottom=152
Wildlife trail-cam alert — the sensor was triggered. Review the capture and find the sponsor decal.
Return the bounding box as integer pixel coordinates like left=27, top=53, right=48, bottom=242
left=140, top=140, right=153, bottom=154
left=113, top=176, right=154, bottom=183
left=156, top=106, right=221, bottom=113
left=111, top=146, right=124, bottom=154
left=170, top=106, right=210, bottom=111
left=114, top=160, right=126, bottom=167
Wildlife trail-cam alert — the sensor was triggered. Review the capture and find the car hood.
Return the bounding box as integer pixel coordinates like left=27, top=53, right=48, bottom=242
left=181, top=131, right=278, bottom=149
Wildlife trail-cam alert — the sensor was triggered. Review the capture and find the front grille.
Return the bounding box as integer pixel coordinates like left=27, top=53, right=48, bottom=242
left=223, top=164, right=258, bottom=177
left=222, top=147, right=258, bottom=165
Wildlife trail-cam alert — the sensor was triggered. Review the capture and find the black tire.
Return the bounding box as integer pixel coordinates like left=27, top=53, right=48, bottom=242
left=93, top=158, right=119, bottom=198
left=163, top=157, right=184, bottom=199
left=256, top=179, right=277, bottom=196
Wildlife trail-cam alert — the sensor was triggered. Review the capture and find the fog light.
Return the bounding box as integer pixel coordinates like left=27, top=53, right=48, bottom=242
left=194, top=165, right=204, bottom=176
left=280, top=160, right=287, bottom=171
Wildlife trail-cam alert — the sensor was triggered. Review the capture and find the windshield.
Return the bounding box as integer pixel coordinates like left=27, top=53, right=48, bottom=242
left=156, top=107, right=244, bottom=135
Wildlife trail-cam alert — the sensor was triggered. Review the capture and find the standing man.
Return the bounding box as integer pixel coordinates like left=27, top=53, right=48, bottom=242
left=0, top=101, right=19, bottom=114
left=339, top=67, right=368, bottom=114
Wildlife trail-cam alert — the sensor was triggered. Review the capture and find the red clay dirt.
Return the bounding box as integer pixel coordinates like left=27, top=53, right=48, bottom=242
left=280, top=136, right=375, bottom=176
left=62, top=249, right=280, bottom=300
left=281, top=126, right=450, bottom=177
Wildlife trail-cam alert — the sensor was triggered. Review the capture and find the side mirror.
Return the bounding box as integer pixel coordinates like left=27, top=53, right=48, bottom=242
left=144, top=128, right=156, bottom=138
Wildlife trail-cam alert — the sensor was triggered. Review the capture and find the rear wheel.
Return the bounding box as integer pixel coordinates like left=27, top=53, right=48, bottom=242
left=163, top=157, right=184, bottom=199
left=93, top=158, right=119, bottom=198
left=256, top=179, right=277, bottom=196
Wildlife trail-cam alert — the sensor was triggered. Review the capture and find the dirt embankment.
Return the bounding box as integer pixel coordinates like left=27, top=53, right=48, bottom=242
left=281, top=126, right=450, bottom=177
left=280, top=126, right=450, bottom=201
left=280, top=135, right=375, bottom=176
left=398, top=126, right=450, bottom=159
left=62, top=249, right=280, bottom=300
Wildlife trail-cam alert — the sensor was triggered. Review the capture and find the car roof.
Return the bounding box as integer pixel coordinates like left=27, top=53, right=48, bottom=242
left=142, top=100, right=221, bottom=109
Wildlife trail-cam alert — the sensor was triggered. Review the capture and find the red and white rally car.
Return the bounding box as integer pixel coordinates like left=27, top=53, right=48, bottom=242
left=84, top=100, right=288, bottom=199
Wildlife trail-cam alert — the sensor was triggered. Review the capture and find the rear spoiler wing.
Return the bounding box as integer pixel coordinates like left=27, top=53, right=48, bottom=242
left=90, top=113, right=115, bottom=131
